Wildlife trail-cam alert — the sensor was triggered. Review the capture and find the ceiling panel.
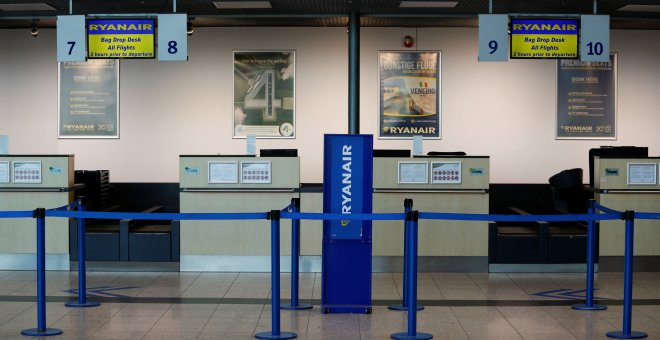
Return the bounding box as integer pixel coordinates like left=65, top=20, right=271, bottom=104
left=0, top=0, right=658, bottom=29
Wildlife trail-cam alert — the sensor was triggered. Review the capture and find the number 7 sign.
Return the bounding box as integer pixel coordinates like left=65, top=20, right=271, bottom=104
left=57, top=15, right=86, bottom=62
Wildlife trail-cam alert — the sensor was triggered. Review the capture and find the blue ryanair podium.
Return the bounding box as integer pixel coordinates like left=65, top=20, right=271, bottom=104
left=321, top=134, right=373, bottom=314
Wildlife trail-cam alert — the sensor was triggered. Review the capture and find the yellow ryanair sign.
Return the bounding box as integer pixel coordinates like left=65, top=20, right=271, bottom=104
left=510, top=19, right=579, bottom=59
left=87, top=19, right=155, bottom=59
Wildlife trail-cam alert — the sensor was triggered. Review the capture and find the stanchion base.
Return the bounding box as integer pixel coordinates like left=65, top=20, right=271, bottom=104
left=281, top=303, right=313, bottom=310
left=388, top=304, right=425, bottom=311
left=391, top=331, right=433, bottom=340
left=65, top=300, right=100, bottom=308
left=571, top=303, right=607, bottom=311
left=606, top=331, right=648, bottom=339
left=21, top=328, right=63, bottom=336
left=255, top=331, right=297, bottom=339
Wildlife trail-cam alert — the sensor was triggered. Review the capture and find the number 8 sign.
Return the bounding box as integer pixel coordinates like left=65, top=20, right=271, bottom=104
left=158, top=14, right=188, bottom=61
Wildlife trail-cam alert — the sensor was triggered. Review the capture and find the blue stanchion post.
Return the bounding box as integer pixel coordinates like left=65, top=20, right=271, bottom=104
left=21, top=208, right=63, bottom=337
left=392, top=210, right=432, bottom=340
left=256, top=210, right=297, bottom=340
left=66, top=198, right=100, bottom=308
left=282, top=198, right=312, bottom=311
left=573, top=200, right=606, bottom=311
left=607, top=211, right=647, bottom=339
left=390, top=199, right=424, bottom=312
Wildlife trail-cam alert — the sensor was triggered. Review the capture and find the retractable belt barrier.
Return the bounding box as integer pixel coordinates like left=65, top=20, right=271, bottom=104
left=1, top=201, right=658, bottom=339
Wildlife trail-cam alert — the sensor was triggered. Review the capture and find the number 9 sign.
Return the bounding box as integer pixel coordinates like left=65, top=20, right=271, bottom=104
left=478, top=14, right=508, bottom=62
left=158, top=14, right=188, bottom=61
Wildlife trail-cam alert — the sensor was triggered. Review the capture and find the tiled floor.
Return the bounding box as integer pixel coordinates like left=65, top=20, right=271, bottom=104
left=1, top=270, right=660, bottom=339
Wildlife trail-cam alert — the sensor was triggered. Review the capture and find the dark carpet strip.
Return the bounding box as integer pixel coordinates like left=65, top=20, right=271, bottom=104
left=0, top=296, right=659, bottom=307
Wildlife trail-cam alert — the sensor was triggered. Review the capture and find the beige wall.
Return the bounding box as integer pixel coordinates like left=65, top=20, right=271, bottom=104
left=1, top=27, right=659, bottom=183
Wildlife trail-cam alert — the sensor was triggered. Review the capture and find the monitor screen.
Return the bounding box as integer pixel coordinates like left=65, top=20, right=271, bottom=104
left=87, top=19, right=155, bottom=59
left=510, top=19, right=579, bottom=59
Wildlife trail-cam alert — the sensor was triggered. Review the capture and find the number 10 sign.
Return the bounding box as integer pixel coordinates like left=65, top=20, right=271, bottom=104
left=581, top=15, right=610, bottom=62
left=478, top=14, right=508, bottom=62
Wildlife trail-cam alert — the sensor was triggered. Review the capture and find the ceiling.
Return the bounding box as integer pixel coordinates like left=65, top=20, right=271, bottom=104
left=1, top=0, right=659, bottom=29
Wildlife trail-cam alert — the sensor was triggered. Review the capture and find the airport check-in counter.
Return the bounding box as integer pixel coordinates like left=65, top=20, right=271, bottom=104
left=593, top=157, right=660, bottom=270
left=179, top=155, right=299, bottom=271
left=0, top=155, right=75, bottom=270
left=373, top=156, right=490, bottom=271
left=299, top=184, right=323, bottom=268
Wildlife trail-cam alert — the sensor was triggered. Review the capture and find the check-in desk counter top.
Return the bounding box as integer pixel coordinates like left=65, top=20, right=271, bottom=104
left=0, top=155, right=75, bottom=270
left=594, top=157, right=660, bottom=259
left=179, top=155, right=299, bottom=271
left=373, top=156, right=490, bottom=271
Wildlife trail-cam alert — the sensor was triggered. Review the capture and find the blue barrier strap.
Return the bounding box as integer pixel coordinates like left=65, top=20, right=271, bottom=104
left=47, top=201, right=80, bottom=212
left=635, top=212, right=660, bottom=220
left=280, top=203, right=294, bottom=212
left=0, top=211, right=34, bottom=218
left=6, top=208, right=653, bottom=223
left=593, top=202, right=623, bottom=215
left=46, top=210, right=268, bottom=221
left=281, top=211, right=405, bottom=221
left=419, top=212, right=622, bottom=222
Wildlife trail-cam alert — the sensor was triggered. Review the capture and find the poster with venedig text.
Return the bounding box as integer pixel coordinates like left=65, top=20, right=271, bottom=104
left=233, top=51, right=295, bottom=138
left=556, top=53, right=617, bottom=139
left=58, top=59, right=119, bottom=138
left=379, top=51, right=441, bottom=139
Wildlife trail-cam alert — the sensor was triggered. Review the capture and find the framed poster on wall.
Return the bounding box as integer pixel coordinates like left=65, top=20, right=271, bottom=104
left=58, top=59, right=120, bottom=138
left=556, top=53, right=617, bottom=139
left=378, top=51, right=441, bottom=139
left=233, top=50, right=295, bottom=138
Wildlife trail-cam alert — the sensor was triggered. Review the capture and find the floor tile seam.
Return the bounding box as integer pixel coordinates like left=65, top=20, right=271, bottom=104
left=4, top=301, right=38, bottom=325
left=494, top=304, right=541, bottom=340
left=390, top=272, right=403, bottom=300
left=303, top=272, right=315, bottom=335
left=637, top=307, right=660, bottom=324
left=163, top=272, right=201, bottom=318
left=542, top=302, right=620, bottom=339
left=506, top=273, right=562, bottom=297
left=151, top=272, right=200, bottom=294
left=449, top=305, right=476, bottom=338
left=221, top=272, right=243, bottom=300
left=428, top=272, right=449, bottom=300
left=250, top=303, right=268, bottom=337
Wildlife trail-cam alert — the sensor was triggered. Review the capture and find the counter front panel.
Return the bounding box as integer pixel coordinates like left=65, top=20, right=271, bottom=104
left=0, top=155, right=74, bottom=270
